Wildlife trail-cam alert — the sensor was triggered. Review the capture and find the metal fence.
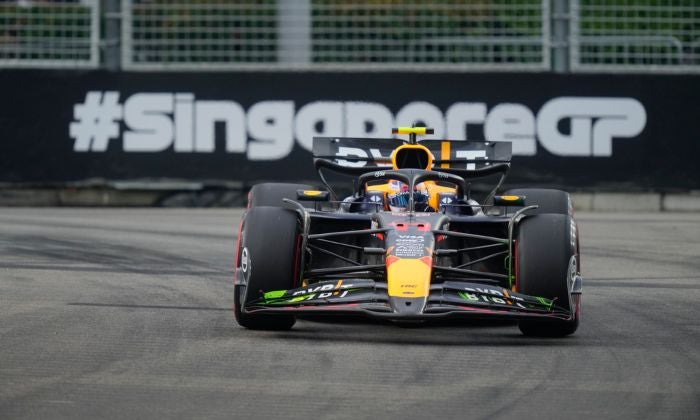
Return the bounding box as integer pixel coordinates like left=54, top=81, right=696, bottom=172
left=122, top=0, right=278, bottom=70
left=121, top=0, right=550, bottom=71
left=0, top=0, right=698, bottom=73
left=571, top=0, right=700, bottom=72
left=309, top=0, right=549, bottom=71
left=0, top=0, right=99, bottom=68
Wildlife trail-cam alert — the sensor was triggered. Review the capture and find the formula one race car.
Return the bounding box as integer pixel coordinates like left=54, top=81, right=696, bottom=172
left=234, top=127, right=582, bottom=337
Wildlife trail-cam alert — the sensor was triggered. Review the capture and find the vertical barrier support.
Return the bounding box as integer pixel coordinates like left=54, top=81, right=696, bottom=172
left=120, top=0, right=133, bottom=69
left=89, top=0, right=101, bottom=68
left=104, top=0, right=121, bottom=71
left=551, top=0, right=570, bottom=73
left=569, top=0, right=580, bottom=72
left=277, top=0, right=311, bottom=67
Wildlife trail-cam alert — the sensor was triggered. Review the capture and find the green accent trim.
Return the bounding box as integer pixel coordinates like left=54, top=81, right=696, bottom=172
left=504, top=255, right=513, bottom=288
left=260, top=288, right=363, bottom=305
left=535, top=296, right=554, bottom=309
left=458, top=291, right=479, bottom=302
left=263, top=290, right=286, bottom=300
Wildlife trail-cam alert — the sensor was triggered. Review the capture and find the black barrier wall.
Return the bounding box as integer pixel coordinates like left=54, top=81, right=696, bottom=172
left=0, top=70, right=697, bottom=189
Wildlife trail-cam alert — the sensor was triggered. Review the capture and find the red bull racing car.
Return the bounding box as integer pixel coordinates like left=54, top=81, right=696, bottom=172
left=234, top=127, right=582, bottom=337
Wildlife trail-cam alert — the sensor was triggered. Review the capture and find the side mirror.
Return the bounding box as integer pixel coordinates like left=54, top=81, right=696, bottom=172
left=493, top=195, right=526, bottom=206
left=296, top=190, right=330, bottom=201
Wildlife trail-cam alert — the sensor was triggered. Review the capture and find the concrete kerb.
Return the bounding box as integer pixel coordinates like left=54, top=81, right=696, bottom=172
left=571, top=192, right=700, bottom=212
left=662, top=193, right=700, bottom=212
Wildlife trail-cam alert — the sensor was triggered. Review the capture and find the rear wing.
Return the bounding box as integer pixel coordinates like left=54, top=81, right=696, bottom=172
left=312, top=137, right=512, bottom=178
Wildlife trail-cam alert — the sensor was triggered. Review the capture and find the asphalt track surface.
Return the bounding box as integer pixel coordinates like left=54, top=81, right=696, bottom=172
left=1, top=208, right=698, bottom=419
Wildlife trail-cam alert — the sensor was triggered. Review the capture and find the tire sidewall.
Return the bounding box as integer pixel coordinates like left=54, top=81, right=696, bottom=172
left=504, top=188, right=572, bottom=216
left=516, top=213, right=579, bottom=336
left=248, top=183, right=315, bottom=208
left=517, top=213, right=575, bottom=311
left=234, top=206, right=299, bottom=330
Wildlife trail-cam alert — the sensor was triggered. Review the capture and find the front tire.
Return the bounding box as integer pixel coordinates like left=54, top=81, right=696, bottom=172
left=504, top=188, right=572, bottom=215
left=234, top=206, right=299, bottom=330
left=248, top=183, right=315, bottom=208
left=516, top=214, right=579, bottom=337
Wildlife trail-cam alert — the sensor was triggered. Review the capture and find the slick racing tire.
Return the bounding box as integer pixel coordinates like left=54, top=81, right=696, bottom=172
left=248, top=183, right=316, bottom=208
left=234, top=206, right=299, bottom=330
left=516, top=214, right=579, bottom=337
left=503, top=188, right=572, bottom=216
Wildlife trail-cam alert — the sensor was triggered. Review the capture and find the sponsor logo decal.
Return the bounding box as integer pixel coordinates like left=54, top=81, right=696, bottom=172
left=260, top=280, right=360, bottom=303
left=291, top=280, right=353, bottom=298
left=241, top=247, right=249, bottom=273
left=393, top=234, right=427, bottom=258
left=456, top=286, right=553, bottom=310
left=70, top=94, right=646, bottom=158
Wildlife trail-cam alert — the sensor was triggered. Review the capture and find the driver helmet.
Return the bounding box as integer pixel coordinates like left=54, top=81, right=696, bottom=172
left=387, top=181, right=430, bottom=212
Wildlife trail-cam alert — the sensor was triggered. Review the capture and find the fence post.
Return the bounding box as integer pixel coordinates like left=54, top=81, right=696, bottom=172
left=103, top=0, right=121, bottom=70
left=277, top=0, right=311, bottom=66
left=551, top=0, right=569, bottom=73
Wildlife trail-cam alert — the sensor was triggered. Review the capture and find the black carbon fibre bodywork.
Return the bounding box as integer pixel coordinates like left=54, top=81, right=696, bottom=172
left=235, top=136, right=582, bottom=331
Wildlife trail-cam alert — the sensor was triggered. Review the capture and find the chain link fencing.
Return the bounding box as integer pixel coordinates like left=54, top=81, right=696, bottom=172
left=121, top=0, right=278, bottom=70
left=121, top=0, right=550, bottom=71
left=0, top=0, right=99, bottom=68
left=309, top=0, right=549, bottom=71
left=571, top=0, right=700, bottom=72
left=0, top=0, right=698, bottom=73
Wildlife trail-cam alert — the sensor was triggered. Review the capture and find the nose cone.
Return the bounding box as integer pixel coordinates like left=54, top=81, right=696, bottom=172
left=386, top=249, right=433, bottom=315
left=389, top=296, right=428, bottom=315
left=386, top=256, right=432, bottom=298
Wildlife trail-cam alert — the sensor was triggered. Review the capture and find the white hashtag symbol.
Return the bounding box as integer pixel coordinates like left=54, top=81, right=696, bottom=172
left=69, top=91, right=123, bottom=152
